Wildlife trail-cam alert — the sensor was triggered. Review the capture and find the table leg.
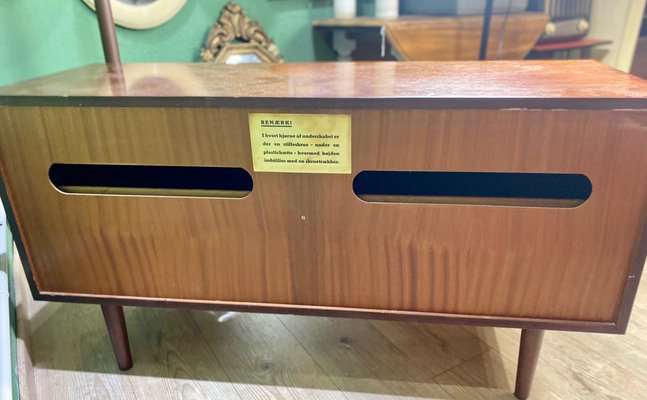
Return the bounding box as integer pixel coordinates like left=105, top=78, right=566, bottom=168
left=514, top=329, right=544, bottom=399
left=101, top=304, right=133, bottom=370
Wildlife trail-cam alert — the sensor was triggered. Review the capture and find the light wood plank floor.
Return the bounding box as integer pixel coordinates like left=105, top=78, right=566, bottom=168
left=14, top=258, right=647, bottom=400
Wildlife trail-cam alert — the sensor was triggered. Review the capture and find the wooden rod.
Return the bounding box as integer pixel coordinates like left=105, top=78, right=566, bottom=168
left=94, top=0, right=122, bottom=66
left=94, top=0, right=126, bottom=94
left=514, top=329, right=545, bottom=399
left=479, top=0, right=495, bottom=60
left=101, top=304, right=133, bottom=370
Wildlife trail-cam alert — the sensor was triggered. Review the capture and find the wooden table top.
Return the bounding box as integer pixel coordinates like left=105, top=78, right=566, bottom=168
left=312, top=12, right=544, bottom=28
left=1, top=61, right=646, bottom=108
left=532, top=38, right=613, bottom=53
left=313, top=13, right=549, bottom=62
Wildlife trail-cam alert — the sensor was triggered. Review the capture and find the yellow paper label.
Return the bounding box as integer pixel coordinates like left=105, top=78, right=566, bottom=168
left=248, top=113, right=351, bottom=174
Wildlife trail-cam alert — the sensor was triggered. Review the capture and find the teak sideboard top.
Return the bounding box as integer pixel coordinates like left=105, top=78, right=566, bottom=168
left=1, top=61, right=647, bottom=106
left=1, top=61, right=647, bottom=334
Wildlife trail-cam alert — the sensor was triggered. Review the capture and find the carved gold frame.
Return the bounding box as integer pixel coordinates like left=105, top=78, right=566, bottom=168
left=200, top=1, right=284, bottom=64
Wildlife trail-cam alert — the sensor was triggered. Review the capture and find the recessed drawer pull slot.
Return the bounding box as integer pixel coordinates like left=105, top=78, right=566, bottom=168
left=353, top=171, right=591, bottom=208
left=49, top=163, right=253, bottom=198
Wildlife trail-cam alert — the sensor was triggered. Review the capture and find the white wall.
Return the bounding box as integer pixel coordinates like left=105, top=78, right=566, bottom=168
left=589, top=0, right=646, bottom=72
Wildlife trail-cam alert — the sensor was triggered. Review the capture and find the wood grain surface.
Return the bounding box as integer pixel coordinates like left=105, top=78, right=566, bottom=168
left=313, top=13, right=548, bottom=61
left=1, top=62, right=647, bottom=331
left=384, top=13, right=549, bottom=61
left=1, top=61, right=647, bottom=102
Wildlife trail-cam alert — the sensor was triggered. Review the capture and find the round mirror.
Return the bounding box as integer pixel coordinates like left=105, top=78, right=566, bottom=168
left=83, top=0, right=187, bottom=30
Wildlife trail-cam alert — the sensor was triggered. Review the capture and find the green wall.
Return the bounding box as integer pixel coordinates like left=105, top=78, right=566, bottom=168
left=0, top=0, right=377, bottom=87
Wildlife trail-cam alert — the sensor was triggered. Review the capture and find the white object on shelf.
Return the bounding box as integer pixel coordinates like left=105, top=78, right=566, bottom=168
left=334, top=0, right=357, bottom=19
left=376, top=0, right=399, bottom=19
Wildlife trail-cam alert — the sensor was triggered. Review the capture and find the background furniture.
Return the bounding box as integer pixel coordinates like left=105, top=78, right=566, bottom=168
left=313, top=13, right=548, bottom=61
left=529, top=37, right=612, bottom=59
left=630, top=5, right=647, bottom=79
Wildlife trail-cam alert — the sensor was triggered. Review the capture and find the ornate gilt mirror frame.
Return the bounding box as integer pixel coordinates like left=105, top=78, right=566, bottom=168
left=200, top=1, right=284, bottom=64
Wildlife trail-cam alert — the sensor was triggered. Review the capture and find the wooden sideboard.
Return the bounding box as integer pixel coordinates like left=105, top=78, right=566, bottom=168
left=1, top=61, right=646, bottom=399
left=313, top=13, right=548, bottom=61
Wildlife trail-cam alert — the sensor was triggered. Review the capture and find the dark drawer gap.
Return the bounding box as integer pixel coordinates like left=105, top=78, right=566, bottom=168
left=353, top=171, right=591, bottom=208
left=49, top=163, right=253, bottom=198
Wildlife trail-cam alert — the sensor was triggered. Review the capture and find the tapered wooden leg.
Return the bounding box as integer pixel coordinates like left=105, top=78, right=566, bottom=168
left=514, top=329, right=544, bottom=399
left=101, top=304, right=133, bottom=370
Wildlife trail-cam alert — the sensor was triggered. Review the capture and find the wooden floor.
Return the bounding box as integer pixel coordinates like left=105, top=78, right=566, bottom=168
left=14, top=258, right=647, bottom=400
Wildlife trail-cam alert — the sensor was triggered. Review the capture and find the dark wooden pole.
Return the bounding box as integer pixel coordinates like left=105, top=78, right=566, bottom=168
left=514, top=329, right=544, bottom=399
left=94, top=0, right=126, bottom=94
left=479, top=0, right=495, bottom=60
left=94, top=0, right=121, bottom=65
left=101, top=304, right=133, bottom=370
left=95, top=2, right=131, bottom=372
